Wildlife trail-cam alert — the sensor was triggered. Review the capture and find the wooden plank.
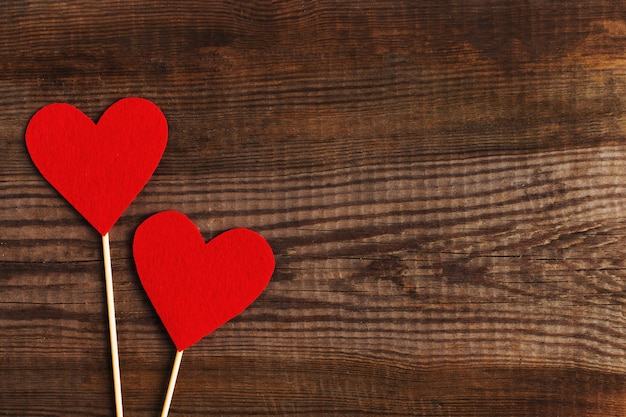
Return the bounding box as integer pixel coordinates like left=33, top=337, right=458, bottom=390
left=2, top=1, right=626, bottom=415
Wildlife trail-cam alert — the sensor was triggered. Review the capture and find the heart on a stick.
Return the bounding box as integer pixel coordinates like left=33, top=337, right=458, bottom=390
left=26, top=97, right=168, bottom=235
left=133, top=211, right=275, bottom=351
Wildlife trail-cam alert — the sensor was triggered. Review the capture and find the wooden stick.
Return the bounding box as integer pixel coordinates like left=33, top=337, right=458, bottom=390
left=161, top=350, right=184, bottom=417
left=102, top=233, right=123, bottom=417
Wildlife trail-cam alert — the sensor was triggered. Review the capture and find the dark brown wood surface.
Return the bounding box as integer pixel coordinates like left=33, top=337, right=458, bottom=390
left=2, top=1, right=626, bottom=415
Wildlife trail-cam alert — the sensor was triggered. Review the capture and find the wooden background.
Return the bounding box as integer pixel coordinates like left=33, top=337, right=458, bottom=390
left=2, top=1, right=626, bottom=416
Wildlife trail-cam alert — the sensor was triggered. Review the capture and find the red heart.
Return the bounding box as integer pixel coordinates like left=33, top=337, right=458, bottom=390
left=132, top=211, right=275, bottom=351
left=26, top=98, right=168, bottom=235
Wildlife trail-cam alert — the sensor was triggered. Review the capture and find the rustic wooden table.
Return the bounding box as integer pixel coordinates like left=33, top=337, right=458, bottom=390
left=2, top=1, right=626, bottom=416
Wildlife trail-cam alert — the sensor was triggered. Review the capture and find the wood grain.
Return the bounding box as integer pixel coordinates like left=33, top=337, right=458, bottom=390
left=2, top=1, right=626, bottom=415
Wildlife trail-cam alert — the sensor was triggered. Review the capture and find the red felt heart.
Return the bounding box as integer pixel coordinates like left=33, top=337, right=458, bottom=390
left=133, top=211, right=275, bottom=351
left=26, top=98, right=168, bottom=235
